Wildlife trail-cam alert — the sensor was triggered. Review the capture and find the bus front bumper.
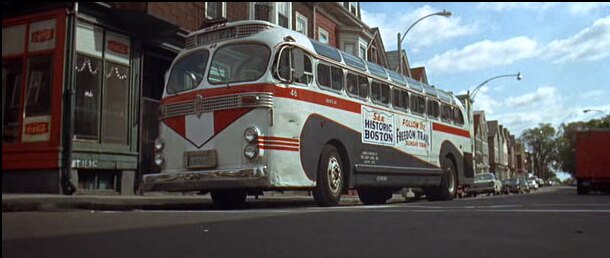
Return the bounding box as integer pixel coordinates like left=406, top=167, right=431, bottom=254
left=142, top=166, right=268, bottom=192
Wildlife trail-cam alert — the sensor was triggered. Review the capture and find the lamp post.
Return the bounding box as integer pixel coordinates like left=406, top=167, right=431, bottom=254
left=397, top=9, right=452, bottom=76
left=583, top=109, right=610, bottom=125
left=470, top=72, right=522, bottom=102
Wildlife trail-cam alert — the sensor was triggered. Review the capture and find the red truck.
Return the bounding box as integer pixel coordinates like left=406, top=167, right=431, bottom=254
left=576, top=129, right=610, bottom=194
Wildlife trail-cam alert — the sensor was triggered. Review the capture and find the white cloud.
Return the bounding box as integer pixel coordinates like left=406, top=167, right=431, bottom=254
left=579, top=89, right=606, bottom=99
left=425, top=36, right=539, bottom=73
left=477, top=2, right=559, bottom=11
left=425, top=16, right=610, bottom=74
left=542, top=16, right=610, bottom=64
left=479, top=86, right=566, bottom=135
left=568, top=3, right=610, bottom=15
left=506, top=86, right=557, bottom=106
left=361, top=5, right=478, bottom=51
left=472, top=86, right=501, bottom=115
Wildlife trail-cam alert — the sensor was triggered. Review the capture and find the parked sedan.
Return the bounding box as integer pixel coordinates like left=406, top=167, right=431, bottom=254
left=466, top=173, right=502, bottom=197
left=501, top=179, right=527, bottom=194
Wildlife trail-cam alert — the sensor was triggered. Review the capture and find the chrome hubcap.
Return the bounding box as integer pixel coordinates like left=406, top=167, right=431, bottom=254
left=327, top=155, right=342, bottom=193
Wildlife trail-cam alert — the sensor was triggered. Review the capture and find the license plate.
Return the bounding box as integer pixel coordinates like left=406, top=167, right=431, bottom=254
left=184, top=150, right=217, bottom=169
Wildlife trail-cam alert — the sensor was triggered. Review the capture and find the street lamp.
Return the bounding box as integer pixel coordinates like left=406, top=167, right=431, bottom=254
left=397, top=9, right=452, bottom=75
left=583, top=109, right=610, bottom=124
left=470, top=72, right=522, bottom=102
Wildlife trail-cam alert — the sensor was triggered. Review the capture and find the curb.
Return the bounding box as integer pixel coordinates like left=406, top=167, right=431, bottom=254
left=2, top=194, right=406, bottom=212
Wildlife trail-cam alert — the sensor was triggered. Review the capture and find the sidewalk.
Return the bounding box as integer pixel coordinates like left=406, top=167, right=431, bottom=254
left=2, top=192, right=407, bottom=212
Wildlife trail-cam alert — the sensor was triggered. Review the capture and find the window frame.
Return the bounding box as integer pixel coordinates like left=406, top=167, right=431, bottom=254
left=295, top=12, right=308, bottom=36
left=206, top=43, right=271, bottom=86
left=318, top=27, right=329, bottom=44
left=426, top=99, right=440, bottom=120
left=205, top=2, right=227, bottom=19
left=370, top=80, right=390, bottom=106
left=273, top=45, right=313, bottom=86
left=316, top=61, right=343, bottom=93
left=73, top=53, right=103, bottom=141
left=410, top=93, right=426, bottom=116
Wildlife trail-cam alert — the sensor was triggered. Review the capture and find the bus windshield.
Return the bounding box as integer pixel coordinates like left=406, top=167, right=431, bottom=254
left=208, top=43, right=270, bottom=85
left=166, top=49, right=209, bottom=94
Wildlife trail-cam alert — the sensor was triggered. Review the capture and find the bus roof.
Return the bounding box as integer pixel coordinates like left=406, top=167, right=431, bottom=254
left=185, top=20, right=460, bottom=106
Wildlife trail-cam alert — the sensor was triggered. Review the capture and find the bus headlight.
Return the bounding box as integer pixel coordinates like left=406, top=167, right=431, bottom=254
left=154, top=154, right=165, bottom=166
left=244, top=127, right=259, bottom=143
left=154, top=138, right=165, bottom=151
left=244, top=144, right=259, bottom=159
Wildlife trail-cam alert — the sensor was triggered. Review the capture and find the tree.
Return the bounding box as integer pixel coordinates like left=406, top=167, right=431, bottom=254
left=555, top=115, right=609, bottom=176
left=520, top=123, right=557, bottom=180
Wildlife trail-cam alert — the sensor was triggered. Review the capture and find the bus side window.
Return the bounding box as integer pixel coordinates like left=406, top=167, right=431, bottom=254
left=346, top=73, right=358, bottom=96
left=317, top=63, right=331, bottom=88
left=392, top=89, right=401, bottom=108
left=294, top=54, right=313, bottom=85
left=330, top=66, right=343, bottom=91
left=454, top=107, right=465, bottom=126
left=441, top=104, right=452, bottom=123
left=358, top=75, right=368, bottom=99
left=411, top=94, right=425, bottom=115
left=371, top=81, right=380, bottom=103
left=275, top=47, right=312, bottom=85
left=401, top=91, right=409, bottom=110
left=427, top=99, right=439, bottom=119
left=380, top=83, right=390, bottom=105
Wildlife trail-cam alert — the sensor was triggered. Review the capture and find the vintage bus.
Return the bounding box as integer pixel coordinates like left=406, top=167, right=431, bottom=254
left=143, top=20, right=474, bottom=206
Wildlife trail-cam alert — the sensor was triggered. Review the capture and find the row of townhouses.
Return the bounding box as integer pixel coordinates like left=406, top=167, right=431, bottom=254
left=472, top=111, right=531, bottom=180
left=2, top=2, right=527, bottom=195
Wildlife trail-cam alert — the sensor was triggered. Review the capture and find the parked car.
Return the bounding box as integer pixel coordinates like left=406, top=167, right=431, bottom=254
left=535, top=177, right=545, bottom=187
left=527, top=177, right=539, bottom=190
left=466, top=173, right=502, bottom=197
left=501, top=179, right=524, bottom=194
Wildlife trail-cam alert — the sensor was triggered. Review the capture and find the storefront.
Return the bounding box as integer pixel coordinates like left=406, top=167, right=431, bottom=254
left=3, top=3, right=181, bottom=194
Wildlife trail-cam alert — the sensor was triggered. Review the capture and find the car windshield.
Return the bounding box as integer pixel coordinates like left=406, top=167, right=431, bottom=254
left=208, top=43, right=270, bottom=85
left=166, top=49, right=210, bottom=94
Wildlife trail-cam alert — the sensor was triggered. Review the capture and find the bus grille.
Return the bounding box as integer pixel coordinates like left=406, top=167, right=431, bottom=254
left=186, top=23, right=273, bottom=49
left=160, top=92, right=273, bottom=118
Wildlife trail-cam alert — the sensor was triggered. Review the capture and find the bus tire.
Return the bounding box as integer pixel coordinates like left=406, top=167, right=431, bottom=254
left=427, top=158, right=457, bottom=201
left=313, top=145, right=343, bottom=207
left=211, top=190, right=247, bottom=207
left=358, top=188, right=392, bottom=205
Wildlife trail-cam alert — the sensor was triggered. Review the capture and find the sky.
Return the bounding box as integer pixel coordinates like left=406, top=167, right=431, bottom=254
left=360, top=2, right=610, bottom=138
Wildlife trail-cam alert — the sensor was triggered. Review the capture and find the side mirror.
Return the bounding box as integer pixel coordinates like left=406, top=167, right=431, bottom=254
left=291, top=48, right=304, bottom=82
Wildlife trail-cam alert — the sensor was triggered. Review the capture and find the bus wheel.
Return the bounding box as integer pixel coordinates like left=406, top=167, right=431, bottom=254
left=427, top=158, right=457, bottom=201
left=358, top=189, right=392, bottom=205
left=313, top=145, right=343, bottom=207
left=211, top=190, right=247, bottom=207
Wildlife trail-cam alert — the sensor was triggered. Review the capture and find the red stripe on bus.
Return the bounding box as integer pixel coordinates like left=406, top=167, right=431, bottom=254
left=258, top=136, right=300, bottom=143
left=214, top=108, right=252, bottom=134
left=161, top=84, right=362, bottom=114
left=257, top=140, right=300, bottom=147
left=258, top=145, right=300, bottom=152
left=162, top=116, right=186, bottom=137
left=432, top=122, right=470, bottom=138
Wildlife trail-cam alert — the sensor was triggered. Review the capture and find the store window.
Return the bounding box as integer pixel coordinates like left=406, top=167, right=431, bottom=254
left=2, top=19, right=57, bottom=144
left=2, top=59, right=23, bottom=143
left=74, top=23, right=130, bottom=145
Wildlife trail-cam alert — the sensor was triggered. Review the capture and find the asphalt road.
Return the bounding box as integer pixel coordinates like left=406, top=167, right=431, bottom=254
left=3, top=187, right=609, bottom=258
